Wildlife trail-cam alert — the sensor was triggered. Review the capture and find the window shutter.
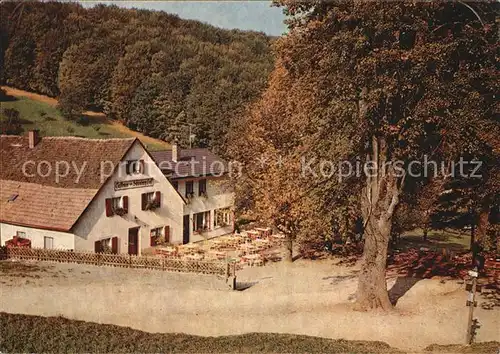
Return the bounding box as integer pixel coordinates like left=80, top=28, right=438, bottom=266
left=122, top=196, right=129, bottom=213
left=140, top=160, right=145, bottom=174
left=111, top=237, right=118, bottom=254
left=155, top=191, right=161, bottom=207
left=164, top=226, right=170, bottom=243
left=141, top=193, right=146, bottom=210
left=105, top=198, right=113, bottom=217
left=94, top=241, right=101, bottom=253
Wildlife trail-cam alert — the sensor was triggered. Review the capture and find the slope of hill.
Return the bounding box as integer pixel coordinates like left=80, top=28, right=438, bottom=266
left=0, top=86, right=170, bottom=151
left=0, top=1, right=274, bottom=151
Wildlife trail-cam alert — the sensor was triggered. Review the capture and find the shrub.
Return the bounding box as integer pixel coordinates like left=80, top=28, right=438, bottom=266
left=76, top=116, right=90, bottom=126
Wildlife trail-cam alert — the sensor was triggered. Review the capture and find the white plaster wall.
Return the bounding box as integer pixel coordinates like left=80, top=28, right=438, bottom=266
left=175, top=176, right=234, bottom=242
left=0, top=222, right=75, bottom=249
left=73, top=141, right=185, bottom=254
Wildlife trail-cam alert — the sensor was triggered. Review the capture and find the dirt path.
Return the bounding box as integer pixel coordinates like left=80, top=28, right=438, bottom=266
left=1, top=259, right=498, bottom=351
left=1, top=86, right=170, bottom=149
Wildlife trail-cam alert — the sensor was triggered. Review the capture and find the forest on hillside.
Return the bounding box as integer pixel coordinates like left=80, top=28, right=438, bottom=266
left=0, top=1, right=274, bottom=150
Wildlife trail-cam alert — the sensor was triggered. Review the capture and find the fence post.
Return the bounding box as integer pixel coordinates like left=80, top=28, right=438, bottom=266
left=97, top=253, right=102, bottom=266
left=225, top=260, right=236, bottom=290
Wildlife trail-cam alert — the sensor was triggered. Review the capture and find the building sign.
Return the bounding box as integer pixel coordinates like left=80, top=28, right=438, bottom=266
left=115, top=178, right=154, bottom=191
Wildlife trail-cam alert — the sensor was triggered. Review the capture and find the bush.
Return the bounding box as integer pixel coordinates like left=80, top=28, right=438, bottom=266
left=76, top=116, right=90, bottom=126
left=0, top=108, right=23, bottom=135
left=66, top=126, right=75, bottom=133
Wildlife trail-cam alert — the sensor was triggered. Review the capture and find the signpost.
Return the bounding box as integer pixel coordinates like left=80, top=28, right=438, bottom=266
left=465, top=268, right=480, bottom=344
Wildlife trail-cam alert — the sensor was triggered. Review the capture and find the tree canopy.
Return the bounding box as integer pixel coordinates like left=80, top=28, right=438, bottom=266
left=0, top=1, right=274, bottom=150
left=232, top=1, right=499, bottom=310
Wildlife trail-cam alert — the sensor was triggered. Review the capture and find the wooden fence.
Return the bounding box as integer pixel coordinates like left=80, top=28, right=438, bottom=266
left=6, top=247, right=236, bottom=278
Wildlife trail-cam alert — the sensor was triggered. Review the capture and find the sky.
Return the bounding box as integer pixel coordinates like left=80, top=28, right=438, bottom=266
left=78, top=1, right=287, bottom=36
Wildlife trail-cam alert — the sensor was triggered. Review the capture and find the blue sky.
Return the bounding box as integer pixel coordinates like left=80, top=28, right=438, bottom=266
left=78, top=1, right=287, bottom=36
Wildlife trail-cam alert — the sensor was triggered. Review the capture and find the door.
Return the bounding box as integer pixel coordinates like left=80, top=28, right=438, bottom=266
left=128, top=227, right=139, bottom=255
left=183, top=215, right=190, bottom=244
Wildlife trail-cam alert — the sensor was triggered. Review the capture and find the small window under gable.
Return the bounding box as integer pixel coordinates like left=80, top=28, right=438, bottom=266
left=126, top=160, right=145, bottom=175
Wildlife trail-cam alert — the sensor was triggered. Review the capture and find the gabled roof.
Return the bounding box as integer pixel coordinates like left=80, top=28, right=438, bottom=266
left=0, top=180, right=97, bottom=231
left=151, top=148, right=228, bottom=179
left=0, top=134, right=137, bottom=231
left=0, top=135, right=135, bottom=189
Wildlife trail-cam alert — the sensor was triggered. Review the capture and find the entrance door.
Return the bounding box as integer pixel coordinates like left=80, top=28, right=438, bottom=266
left=128, top=227, right=139, bottom=255
left=183, top=215, right=190, bottom=244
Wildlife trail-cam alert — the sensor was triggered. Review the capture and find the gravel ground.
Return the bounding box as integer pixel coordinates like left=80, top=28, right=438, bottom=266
left=1, top=259, right=499, bottom=351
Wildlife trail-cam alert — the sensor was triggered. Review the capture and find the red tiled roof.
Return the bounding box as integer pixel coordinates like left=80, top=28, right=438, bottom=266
left=151, top=148, right=228, bottom=179
left=0, top=134, right=137, bottom=230
left=0, top=135, right=135, bottom=188
left=0, top=179, right=97, bottom=231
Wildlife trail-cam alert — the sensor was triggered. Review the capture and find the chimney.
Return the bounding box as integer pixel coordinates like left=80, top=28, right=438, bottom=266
left=172, top=143, right=178, bottom=162
left=28, top=130, right=40, bottom=149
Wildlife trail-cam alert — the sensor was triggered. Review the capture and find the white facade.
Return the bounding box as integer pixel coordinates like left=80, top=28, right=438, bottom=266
left=0, top=223, right=75, bottom=249
left=72, top=141, right=185, bottom=254
left=174, top=176, right=234, bottom=243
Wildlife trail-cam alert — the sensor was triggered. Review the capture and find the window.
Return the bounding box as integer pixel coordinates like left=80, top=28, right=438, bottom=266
left=16, top=231, right=26, bottom=238
left=172, top=181, right=178, bottom=191
left=215, top=208, right=232, bottom=228
left=142, top=191, right=160, bottom=210
left=44, top=236, right=54, bottom=249
left=99, top=238, right=111, bottom=253
left=185, top=181, right=194, bottom=198
left=105, top=196, right=128, bottom=216
left=198, top=179, right=207, bottom=196
left=193, top=211, right=210, bottom=232
left=111, top=197, right=121, bottom=210
left=94, top=237, right=118, bottom=254
left=150, top=227, right=162, bottom=246
left=126, top=160, right=144, bottom=175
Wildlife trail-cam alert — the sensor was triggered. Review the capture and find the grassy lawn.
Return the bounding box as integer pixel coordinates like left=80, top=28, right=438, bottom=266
left=0, top=95, right=168, bottom=151
left=0, top=312, right=401, bottom=353
left=1, top=97, right=128, bottom=138
left=1, top=312, right=498, bottom=353
left=399, top=228, right=471, bottom=253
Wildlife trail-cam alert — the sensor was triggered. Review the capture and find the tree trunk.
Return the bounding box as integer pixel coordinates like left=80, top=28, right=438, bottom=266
left=356, top=217, right=393, bottom=311
left=476, top=204, right=490, bottom=247
left=470, top=211, right=476, bottom=250
left=355, top=135, right=402, bottom=311
left=284, top=234, right=293, bottom=262
left=423, top=226, right=428, bottom=241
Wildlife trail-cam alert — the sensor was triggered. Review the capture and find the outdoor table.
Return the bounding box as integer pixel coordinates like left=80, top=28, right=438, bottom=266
left=208, top=250, right=226, bottom=258
left=185, top=253, right=204, bottom=261
left=247, top=230, right=260, bottom=239
left=239, top=244, right=258, bottom=254
left=242, top=254, right=264, bottom=266
left=156, top=246, right=177, bottom=256
left=255, top=239, right=270, bottom=245
left=255, top=227, right=272, bottom=237
left=183, top=243, right=199, bottom=249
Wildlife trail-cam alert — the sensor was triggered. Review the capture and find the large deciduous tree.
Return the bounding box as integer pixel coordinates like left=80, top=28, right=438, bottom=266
left=234, top=1, right=498, bottom=310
